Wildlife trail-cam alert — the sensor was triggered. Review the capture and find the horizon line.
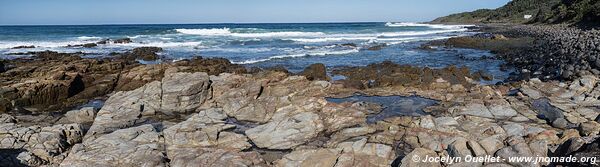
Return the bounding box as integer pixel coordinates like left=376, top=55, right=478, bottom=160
left=0, top=20, right=431, bottom=27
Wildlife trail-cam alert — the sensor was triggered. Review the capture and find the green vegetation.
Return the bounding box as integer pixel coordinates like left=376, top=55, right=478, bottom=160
left=543, top=0, right=600, bottom=26
left=431, top=0, right=599, bottom=26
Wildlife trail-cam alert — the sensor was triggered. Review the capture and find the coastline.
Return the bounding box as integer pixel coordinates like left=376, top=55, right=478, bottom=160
left=1, top=24, right=600, bottom=166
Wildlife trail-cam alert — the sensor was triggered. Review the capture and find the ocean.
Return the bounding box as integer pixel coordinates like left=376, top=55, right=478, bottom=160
left=0, top=22, right=510, bottom=82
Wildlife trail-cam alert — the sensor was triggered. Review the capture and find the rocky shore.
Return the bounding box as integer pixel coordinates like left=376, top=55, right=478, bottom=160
left=426, top=24, right=600, bottom=82
left=1, top=39, right=600, bottom=166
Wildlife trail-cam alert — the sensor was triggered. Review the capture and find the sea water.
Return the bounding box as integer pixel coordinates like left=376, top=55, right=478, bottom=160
left=0, top=22, right=510, bottom=81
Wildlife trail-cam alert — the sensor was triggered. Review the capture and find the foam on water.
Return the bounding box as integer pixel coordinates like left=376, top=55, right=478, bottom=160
left=232, top=48, right=360, bottom=64
left=378, top=29, right=467, bottom=37
left=76, top=36, right=102, bottom=41
left=385, top=22, right=474, bottom=29
left=175, top=28, right=325, bottom=38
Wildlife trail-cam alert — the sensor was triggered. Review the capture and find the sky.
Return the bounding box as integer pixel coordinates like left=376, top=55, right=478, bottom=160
left=0, top=0, right=510, bottom=25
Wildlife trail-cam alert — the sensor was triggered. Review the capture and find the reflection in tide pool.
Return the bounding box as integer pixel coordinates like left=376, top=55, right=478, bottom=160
left=326, top=94, right=438, bottom=124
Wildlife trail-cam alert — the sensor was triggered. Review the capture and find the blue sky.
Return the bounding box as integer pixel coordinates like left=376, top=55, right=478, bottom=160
left=0, top=0, right=510, bottom=25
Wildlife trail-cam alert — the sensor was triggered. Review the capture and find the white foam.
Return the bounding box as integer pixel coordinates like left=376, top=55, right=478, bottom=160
left=113, top=41, right=203, bottom=48
left=386, top=22, right=475, bottom=29
left=176, top=28, right=325, bottom=38
left=287, top=36, right=376, bottom=43
left=76, top=36, right=102, bottom=40
left=378, top=29, right=467, bottom=37
left=232, top=48, right=359, bottom=64
left=175, top=28, right=232, bottom=36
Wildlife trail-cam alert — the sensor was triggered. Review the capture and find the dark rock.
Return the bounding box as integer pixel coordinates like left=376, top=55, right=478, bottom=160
left=123, top=47, right=163, bottom=61
left=173, top=57, right=248, bottom=75
left=113, top=38, right=132, bottom=44
left=332, top=61, right=478, bottom=88
left=0, top=61, right=5, bottom=73
left=300, top=63, right=328, bottom=81
left=340, top=43, right=358, bottom=48
left=11, top=45, right=35, bottom=49
left=339, top=80, right=366, bottom=89
left=96, top=39, right=109, bottom=45
left=532, top=98, right=565, bottom=124
left=552, top=138, right=600, bottom=166
left=366, top=44, right=387, bottom=51
left=82, top=43, right=97, bottom=48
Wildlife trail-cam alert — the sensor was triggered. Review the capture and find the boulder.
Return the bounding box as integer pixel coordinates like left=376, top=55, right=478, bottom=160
left=160, top=72, right=211, bottom=113
left=0, top=123, right=84, bottom=165
left=163, top=109, right=250, bottom=150
left=84, top=81, right=162, bottom=141
left=300, top=63, right=329, bottom=81
left=246, top=106, right=325, bottom=149
left=133, top=47, right=162, bottom=61
left=61, top=125, right=168, bottom=166
left=113, top=38, right=132, bottom=44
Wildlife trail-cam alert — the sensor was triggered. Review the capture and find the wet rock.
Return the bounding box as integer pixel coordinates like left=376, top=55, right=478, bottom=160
left=115, top=65, right=165, bottom=91
left=113, top=38, right=132, bottom=44
left=61, top=125, right=168, bottom=166
left=553, top=137, right=600, bottom=166
left=299, top=63, right=328, bottom=81
left=332, top=61, right=479, bottom=89
left=82, top=43, right=97, bottom=48
left=0, top=61, right=5, bottom=73
left=367, top=44, right=387, bottom=51
left=174, top=57, right=248, bottom=75
left=126, top=47, right=163, bottom=61
left=532, top=98, right=565, bottom=124
left=11, top=45, right=35, bottom=49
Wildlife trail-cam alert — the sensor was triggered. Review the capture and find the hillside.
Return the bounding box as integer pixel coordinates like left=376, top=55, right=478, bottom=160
left=431, top=0, right=600, bottom=26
